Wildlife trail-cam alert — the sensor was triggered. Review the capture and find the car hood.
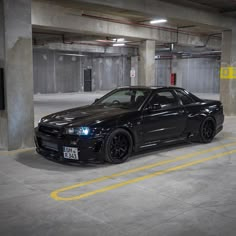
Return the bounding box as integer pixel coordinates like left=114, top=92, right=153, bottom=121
left=40, top=105, right=133, bottom=127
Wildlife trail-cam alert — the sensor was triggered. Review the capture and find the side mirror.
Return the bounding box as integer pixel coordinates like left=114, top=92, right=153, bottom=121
left=146, top=103, right=161, bottom=111
left=94, top=98, right=99, bottom=104
left=153, top=103, right=161, bottom=110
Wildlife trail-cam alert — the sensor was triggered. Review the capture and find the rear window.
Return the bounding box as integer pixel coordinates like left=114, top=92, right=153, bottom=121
left=176, top=90, right=195, bottom=105
left=149, top=91, right=178, bottom=109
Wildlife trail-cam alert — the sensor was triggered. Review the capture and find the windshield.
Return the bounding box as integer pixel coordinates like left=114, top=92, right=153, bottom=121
left=94, top=88, right=151, bottom=109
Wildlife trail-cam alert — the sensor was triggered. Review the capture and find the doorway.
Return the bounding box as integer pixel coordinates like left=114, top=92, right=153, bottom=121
left=84, top=69, right=92, bottom=92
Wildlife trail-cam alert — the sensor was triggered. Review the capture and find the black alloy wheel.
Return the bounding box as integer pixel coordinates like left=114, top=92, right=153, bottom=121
left=105, top=129, right=133, bottom=164
left=199, top=117, right=216, bottom=143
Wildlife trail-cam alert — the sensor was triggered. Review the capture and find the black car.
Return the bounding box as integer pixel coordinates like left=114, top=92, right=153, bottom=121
left=35, top=87, right=224, bottom=164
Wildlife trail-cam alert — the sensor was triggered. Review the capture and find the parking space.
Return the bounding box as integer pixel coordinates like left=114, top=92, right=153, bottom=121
left=0, top=93, right=236, bottom=236
left=1, top=0, right=236, bottom=235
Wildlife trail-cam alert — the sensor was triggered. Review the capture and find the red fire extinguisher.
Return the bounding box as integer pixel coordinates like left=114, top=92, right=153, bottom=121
left=170, top=73, right=176, bottom=86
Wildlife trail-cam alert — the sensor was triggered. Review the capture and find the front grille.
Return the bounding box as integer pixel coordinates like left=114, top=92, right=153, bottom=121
left=39, top=125, right=61, bottom=136
left=40, top=140, right=59, bottom=151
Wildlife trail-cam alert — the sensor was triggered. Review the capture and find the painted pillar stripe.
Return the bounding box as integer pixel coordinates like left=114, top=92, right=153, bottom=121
left=220, top=67, right=236, bottom=79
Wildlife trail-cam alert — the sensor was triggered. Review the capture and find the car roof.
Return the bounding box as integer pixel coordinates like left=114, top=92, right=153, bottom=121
left=117, top=86, right=185, bottom=90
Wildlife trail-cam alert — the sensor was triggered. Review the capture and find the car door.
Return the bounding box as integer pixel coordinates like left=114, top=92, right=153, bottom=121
left=174, top=89, right=203, bottom=134
left=141, top=89, right=187, bottom=144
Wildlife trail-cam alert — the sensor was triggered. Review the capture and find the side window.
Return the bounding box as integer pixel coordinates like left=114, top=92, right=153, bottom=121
left=176, top=90, right=194, bottom=105
left=149, top=91, right=178, bottom=109
left=101, top=90, right=132, bottom=104
left=134, top=90, right=146, bottom=106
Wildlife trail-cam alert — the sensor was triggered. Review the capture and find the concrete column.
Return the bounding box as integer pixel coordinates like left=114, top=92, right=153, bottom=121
left=0, top=0, right=34, bottom=150
left=172, top=57, right=183, bottom=87
left=138, top=40, right=156, bottom=86
left=220, top=30, right=236, bottom=116
left=130, top=56, right=138, bottom=86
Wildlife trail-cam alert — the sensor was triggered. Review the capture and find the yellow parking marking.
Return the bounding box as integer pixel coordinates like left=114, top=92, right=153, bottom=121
left=51, top=149, right=236, bottom=201
left=50, top=142, right=236, bottom=201
left=228, top=137, right=236, bottom=141
left=0, top=148, right=34, bottom=155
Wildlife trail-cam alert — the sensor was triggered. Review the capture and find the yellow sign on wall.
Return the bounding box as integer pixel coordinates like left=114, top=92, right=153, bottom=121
left=220, top=67, right=236, bottom=79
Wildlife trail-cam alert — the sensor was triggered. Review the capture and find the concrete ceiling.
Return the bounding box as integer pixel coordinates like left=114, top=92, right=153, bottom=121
left=33, top=0, right=227, bottom=34
left=32, top=0, right=222, bottom=50
left=161, top=0, right=236, bottom=16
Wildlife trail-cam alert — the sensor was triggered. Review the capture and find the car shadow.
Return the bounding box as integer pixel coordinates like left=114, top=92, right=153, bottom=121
left=15, top=139, right=208, bottom=172
left=16, top=149, right=109, bottom=172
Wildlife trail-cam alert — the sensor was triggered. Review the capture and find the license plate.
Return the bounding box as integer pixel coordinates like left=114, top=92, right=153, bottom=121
left=63, top=147, right=79, bottom=160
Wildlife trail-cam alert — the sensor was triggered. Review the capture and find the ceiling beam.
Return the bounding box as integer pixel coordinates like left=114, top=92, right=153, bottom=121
left=32, top=1, right=221, bottom=49
left=65, top=0, right=235, bottom=29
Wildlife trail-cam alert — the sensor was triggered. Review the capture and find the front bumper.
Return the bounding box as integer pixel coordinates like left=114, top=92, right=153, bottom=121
left=35, top=128, right=105, bottom=162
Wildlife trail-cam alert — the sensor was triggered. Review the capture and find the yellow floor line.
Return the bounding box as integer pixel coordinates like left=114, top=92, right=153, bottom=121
left=57, top=149, right=236, bottom=201
left=52, top=149, right=236, bottom=201
left=50, top=142, right=236, bottom=201
left=0, top=148, right=35, bottom=155
left=228, top=137, right=236, bottom=141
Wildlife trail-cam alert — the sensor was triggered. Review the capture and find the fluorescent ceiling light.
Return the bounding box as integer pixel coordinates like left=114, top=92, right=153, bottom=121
left=60, top=53, right=85, bottom=57
left=150, top=19, right=167, bottom=24
left=96, top=39, right=113, bottom=42
left=112, top=38, right=125, bottom=42
left=117, top=38, right=125, bottom=42
left=113, top=43, right=125, bottom=47
left=156, top=47, right=170, bottom=51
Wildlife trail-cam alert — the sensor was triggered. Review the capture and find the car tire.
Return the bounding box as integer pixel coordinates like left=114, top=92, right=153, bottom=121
left=105, top=128, right=133, bottom=164
left=199, top=117, right=216, bottom=143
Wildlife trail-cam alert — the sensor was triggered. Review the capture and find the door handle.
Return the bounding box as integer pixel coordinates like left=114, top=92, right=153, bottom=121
left=179, top=109, right=185, bottom=114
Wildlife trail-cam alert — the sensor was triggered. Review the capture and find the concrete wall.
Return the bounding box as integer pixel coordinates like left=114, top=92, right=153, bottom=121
left=33, top=49, right=219, bottom=94
left=33, top=49, right=131, bottom=93
left=155, top=59, right=171, bottom=87
left=181, top=58, right=220, bottom=93
left=155, top=58, right=220, bottom=93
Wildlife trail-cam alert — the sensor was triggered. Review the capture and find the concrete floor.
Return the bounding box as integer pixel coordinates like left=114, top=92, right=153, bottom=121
left=1, top=92, right=236, bottom=236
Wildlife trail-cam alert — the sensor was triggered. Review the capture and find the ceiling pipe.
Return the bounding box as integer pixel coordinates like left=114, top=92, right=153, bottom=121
left=155, top=54, right=221, bottom=60
left=155, top=51, right=221, bottom=60
left=33, top=31, right=141, bottom=48
left=33, top=38, right=136, bottom=51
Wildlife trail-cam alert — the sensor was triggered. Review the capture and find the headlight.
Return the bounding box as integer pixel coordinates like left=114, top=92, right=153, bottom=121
left=38, top=118, right=48, bottom=124
left=66, top=127, right=90, bottom=136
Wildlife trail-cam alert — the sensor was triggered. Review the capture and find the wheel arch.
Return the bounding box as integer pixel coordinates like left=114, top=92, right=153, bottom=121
left=198, top=115, right=217, bottom=143
left=197, top=111, right=216, bottom=128
left=116, top=126, right=136, bottom=151
left=104, top=126, right=134, bottom=164
left=201, top=114, right=216, bottom=127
